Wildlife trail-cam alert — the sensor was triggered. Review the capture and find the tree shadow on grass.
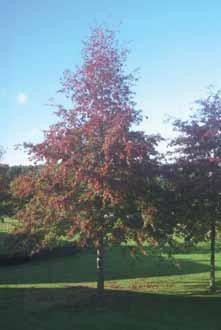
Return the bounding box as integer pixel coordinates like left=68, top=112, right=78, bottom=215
left=182, top=279, right=221, bottom=296
left=0, top=232, right=12, bottom=254
left=0, top=286, right=221, bottom=330
left=0, top=246, right=218, bottom=285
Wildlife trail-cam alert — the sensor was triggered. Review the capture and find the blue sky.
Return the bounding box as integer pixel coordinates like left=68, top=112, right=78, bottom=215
left=1, top=0, right=221, bottom=165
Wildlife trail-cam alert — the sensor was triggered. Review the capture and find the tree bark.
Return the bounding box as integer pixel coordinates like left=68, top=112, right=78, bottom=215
left=209, top=220, right=216, bottom=292
left=96, top=236, right=104, bottom=297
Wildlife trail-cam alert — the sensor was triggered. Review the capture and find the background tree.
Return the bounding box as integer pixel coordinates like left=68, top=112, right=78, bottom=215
left=0, top=165, right=36, bottom=222
left=0, top=164, right=11, bottom=221
left=169, top=89, right=221, bottom=292
left=13, top=26, right=161, bottom=296
left=0, top=146, right=4, bottom=160
left=145, top=163, right=181, bottom=248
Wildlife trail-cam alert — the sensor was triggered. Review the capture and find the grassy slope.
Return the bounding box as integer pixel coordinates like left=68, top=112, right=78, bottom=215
left=0, top=218, right=221, bottom=330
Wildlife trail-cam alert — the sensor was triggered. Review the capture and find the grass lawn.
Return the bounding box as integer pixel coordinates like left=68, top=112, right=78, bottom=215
left=0, top=229, right=221, bottom=330
left=0, top=218, right=20, bottom=256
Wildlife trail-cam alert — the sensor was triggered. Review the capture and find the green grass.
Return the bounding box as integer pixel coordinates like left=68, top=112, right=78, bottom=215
left=0, top=218, right=19, bottom=255
left=0, top=217, right=22, bottom=254
left=0, top=217, right=18, bottom=233
left=0, top=241, right=221, bottom=330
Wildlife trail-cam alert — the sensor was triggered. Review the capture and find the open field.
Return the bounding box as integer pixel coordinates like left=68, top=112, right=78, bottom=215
left=0, top=224, right=221, bottom=330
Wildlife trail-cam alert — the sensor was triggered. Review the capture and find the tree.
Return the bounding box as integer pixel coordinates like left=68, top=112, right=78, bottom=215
left=0, top=164, right=10, bottom=221
left=0, top=146, right=4, bottom=160
left=14, top=26, right=161, bottom=296
left=170, top=90, right=221, bottom=292
left=0, top=165, right=36, bottom=221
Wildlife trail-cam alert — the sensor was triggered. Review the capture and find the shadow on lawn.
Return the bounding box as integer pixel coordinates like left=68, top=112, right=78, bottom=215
left=0, top=232, right=12, bottom=249
left=0, top=246, right=218, bottom=285
left=0, top=286, right=221, bottom=330
left=183, top=279, right=221, bottom=296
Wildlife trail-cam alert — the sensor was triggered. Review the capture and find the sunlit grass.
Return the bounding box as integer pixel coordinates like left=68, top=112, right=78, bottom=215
left=0, top=217, right=18, bottom=233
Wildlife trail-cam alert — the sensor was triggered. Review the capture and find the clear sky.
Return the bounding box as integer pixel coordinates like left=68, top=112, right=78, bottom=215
left=1, top=0, right=221, bottom=165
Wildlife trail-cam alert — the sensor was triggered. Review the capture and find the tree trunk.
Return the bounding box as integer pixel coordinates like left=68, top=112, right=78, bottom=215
left=96, top=236, right=104, bottom=297
left=209, top=220, right=216, bottom=292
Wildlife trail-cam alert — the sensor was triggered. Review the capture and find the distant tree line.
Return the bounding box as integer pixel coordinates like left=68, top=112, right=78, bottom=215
left=0, top=164, right=39, bottom=220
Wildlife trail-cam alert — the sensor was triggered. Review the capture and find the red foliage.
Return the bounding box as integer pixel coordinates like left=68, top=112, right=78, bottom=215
left=169, top=90, right=221, bottom=240
left=14, top=26, right=160, bottom=249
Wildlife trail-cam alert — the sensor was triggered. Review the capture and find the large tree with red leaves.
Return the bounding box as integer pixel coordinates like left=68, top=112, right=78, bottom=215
left=170, top=90, right=221, bottom=292
left=13, top=27, right=160, bottom=294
